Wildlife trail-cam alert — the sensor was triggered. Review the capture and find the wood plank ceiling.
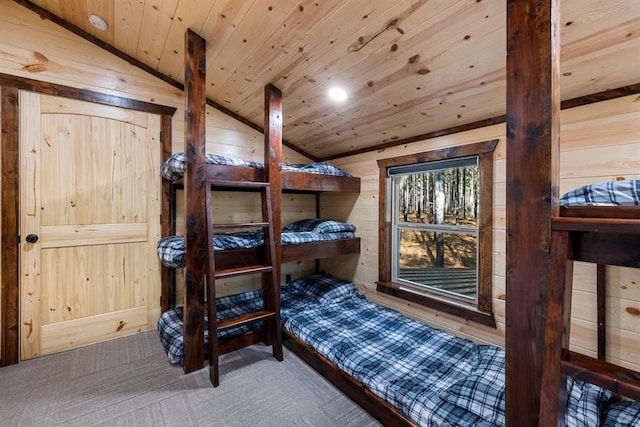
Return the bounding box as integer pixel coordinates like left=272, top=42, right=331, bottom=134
left=19, top=0, right=640, bottom=160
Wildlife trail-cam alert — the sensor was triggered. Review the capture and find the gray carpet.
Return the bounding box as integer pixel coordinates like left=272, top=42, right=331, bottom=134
left=0, top=331, right=380, bottom=427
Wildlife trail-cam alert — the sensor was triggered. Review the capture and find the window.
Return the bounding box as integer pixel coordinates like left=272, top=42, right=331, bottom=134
left=377, top=140, right=497, bottom=327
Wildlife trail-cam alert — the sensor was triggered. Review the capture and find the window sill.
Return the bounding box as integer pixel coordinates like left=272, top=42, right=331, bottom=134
left=376, top=281, right=496, bottom=328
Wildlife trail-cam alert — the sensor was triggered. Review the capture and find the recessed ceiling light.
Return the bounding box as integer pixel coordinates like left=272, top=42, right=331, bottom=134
left=328, top=87, right=348, bottom=102
left=89, top=14, right=108, bottom=31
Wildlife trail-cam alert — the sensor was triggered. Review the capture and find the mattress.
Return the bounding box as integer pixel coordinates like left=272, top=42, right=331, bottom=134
left=157, top=219, right=356, bottom=269
left=559, top=179, right=640, bottom=206
left=161, top=152, right=352, bottom=181
left=284, top=296, right=613, bottom=427
left=284, top=296, right=491, bottom=426
left=158, top=273, right=358, bottom=366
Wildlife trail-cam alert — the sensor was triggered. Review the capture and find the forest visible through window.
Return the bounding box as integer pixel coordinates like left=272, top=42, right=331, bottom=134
left=392, top=159, right=478, bottom=302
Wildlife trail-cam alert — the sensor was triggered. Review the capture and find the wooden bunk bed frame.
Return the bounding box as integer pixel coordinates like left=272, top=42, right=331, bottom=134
left=162, top=30, right=361, bottom=377
left=540, top=205, right=640, bottom=424
left=162, top=29, right=410, bottom=426
left=507, top=1, right=640, bottom=426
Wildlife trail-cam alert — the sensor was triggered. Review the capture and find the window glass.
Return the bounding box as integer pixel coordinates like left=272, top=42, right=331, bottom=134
left=392, top=159, right=478, bottom=302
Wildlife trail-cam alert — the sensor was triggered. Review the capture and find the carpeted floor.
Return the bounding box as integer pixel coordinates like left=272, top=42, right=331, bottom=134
left=0, top=331, right=380, bottom=427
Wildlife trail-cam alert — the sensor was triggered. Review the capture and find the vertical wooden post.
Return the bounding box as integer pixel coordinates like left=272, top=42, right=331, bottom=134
left=182, top=29, right=207, bottom=374
left=160, top=114, right=175, bottom=312
left=596, top=264, right=606, bottom=360
left=505, top=0, right=561, bottom=425
left=1, top=86, right=20, bottom=366
left=264, top=83, right=283, bottom=360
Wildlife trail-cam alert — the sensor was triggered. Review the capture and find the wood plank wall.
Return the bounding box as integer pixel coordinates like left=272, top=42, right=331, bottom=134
left=326, top=93, right=640, bottom=372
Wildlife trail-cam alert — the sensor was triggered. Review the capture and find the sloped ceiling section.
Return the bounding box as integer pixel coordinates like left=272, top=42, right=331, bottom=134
left=18, top=0, right=640, bottom=160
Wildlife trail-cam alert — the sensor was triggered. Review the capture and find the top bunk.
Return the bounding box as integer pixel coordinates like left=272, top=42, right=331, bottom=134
left=554, top=179, right=640, bottom=267
left=552, top=179, right=640, bottom=400
left=161, top=152, right=361, bottom=193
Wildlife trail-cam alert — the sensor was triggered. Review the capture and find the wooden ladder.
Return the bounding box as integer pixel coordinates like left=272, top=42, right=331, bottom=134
left=204, top=179, right=283, bottom=387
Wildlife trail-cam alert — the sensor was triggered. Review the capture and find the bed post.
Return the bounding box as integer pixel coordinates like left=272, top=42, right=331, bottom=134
left=160, top=115, right=175, bottom=312
left=505, top=0, right=561, bottom=425
left=182, top=29, right=207, bottom=374
left=1, top=86, right=20, bottom=367
left=264, top=83, right=283, bottom=357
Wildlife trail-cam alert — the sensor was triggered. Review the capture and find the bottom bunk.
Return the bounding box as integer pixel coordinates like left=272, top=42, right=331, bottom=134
left=158, top=273, right=358, bottom=366
left=157, top=274, right=640, bottom=427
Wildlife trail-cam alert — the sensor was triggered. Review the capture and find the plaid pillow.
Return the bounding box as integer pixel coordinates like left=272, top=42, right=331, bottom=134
left=439, top=345, right=505, bottom=425
left=602, top=400, right=640, bottom=427
left=283, top=218, right=356, bottom=233
left=289, top=274, right=358, bottom=304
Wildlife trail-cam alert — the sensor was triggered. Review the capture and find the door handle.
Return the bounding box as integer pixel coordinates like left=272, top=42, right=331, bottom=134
left=25, top=234, right=39, bottom=243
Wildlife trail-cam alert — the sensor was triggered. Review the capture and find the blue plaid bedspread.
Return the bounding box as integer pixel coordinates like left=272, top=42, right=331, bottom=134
left=602, top=400, right=640, bottom=426
left=161, top=153, right=351, bottom=181
left=157, top=285, right=320, bottom=366
left=283, top=297, right=613, bottom=427
left=559, top=179, right=640, bottom=206
left=284, top=297, right=492, bottom=426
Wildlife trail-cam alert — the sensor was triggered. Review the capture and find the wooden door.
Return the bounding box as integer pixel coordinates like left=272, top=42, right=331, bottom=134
left=19, top=92, right=161, bottom=359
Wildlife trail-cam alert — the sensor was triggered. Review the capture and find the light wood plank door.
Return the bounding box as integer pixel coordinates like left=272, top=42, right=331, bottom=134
left=19, top=92, right=161, bottom=359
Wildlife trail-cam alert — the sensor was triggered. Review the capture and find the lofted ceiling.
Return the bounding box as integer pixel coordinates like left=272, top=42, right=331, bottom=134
left=17, top=0, right=640, bottom=160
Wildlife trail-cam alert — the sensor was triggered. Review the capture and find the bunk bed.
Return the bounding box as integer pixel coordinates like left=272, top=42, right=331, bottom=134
left=160, top=153, right=361, bottom=374
left=540, top=179, right=640, bottom=424
left=499, top=2, right=639, bottom=424
left=159, top=153, right=360, bottom=273
left=161, top=29, right=362, bottom=382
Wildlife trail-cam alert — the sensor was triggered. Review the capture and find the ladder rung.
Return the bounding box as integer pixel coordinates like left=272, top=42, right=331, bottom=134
left=217, top=310, right=276, bottom=332
left=212, top=221, right=269, bottom=230
left=205, top=179, right=270, bottom=189
left=214, top=264, right=273, bottom=279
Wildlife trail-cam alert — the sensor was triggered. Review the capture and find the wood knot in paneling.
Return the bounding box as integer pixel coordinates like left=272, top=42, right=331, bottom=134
left=626, top=307, right=640, bottom=316
left=22, top=51, right=50, bottom=73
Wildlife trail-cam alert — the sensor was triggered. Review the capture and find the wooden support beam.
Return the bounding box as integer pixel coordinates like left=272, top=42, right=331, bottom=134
left=182, top=29, right=207, bottom=374
left=505, top=0, right=561, bottom=425
left=596, top=264, right=606, bottom=360
left=1, top=86, right=20, bottom=367
left=263, top=83, right=283, bottom=359
left=160, top=115, right=175, bottom=312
